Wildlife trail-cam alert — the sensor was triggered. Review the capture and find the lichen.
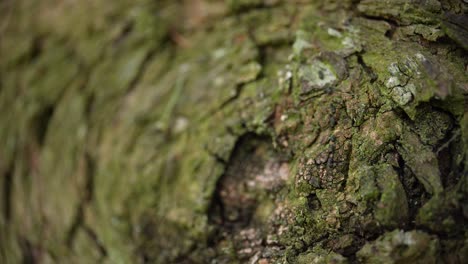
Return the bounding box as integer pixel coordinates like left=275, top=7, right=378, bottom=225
left=1, top=0, right=467, bottom=263
left=357, top=230, right=439, bottom=264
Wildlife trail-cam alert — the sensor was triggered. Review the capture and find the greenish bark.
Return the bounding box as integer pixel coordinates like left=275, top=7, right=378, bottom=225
left=1, top=0, right=467, bottom=263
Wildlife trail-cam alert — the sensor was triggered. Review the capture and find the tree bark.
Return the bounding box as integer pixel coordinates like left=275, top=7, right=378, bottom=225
left=1, top=0, right=467, bottom=263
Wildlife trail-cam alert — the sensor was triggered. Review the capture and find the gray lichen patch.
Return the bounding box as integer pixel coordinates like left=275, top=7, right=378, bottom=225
left=364, top=41, right=465, bottom=118
left=298, top=60, right=337, bottom=97
left=391, top=85, right=414, bottom=106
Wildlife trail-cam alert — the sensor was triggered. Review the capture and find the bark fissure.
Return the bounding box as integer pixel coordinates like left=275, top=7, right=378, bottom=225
left=66, top=152, right=96, bottom=248
left=1, top=0, right=467, bottom=263
left=2, top=161, right=14, bottom=222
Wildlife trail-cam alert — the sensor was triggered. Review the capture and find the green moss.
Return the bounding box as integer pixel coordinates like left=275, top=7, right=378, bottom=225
left=346, top=164, right=409, bottom=228
left=416, top=182, right=466, bottom=235
left=374, top=165, right=409, bottom=228
left=357, top=0, right=441, bottom=25
left=397, top=130, right=443, bottom=195
left=357, top=230, right=439, bottom=264
left=295, top=246, right=347, bottom=264
left=1, top=0, right=467, bottom=263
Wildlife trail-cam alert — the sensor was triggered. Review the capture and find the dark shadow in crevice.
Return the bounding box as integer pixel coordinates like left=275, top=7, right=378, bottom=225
left=207, top=133, right=287, bottom=249
left=3, top=161, right=14, bottom=222
left=34, top=105, right=54, bottom=146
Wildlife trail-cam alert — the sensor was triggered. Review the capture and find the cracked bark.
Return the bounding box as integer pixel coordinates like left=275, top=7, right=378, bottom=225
left=1, top=0, right=467, bottom=263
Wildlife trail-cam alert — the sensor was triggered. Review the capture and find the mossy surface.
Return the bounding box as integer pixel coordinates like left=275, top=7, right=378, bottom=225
left=1, top=0, right=467, bottom=263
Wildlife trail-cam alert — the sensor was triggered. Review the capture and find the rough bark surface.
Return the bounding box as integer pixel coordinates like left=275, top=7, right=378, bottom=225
left=1, top=0, right=467, bottom=263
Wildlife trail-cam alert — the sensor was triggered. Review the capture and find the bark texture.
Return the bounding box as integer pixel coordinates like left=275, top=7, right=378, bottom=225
left=1, top=0, right=467, bottom=263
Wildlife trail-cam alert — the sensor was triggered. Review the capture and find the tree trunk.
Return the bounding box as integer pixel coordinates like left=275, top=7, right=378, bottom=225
left=1, top=0, right=467, bottom=263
